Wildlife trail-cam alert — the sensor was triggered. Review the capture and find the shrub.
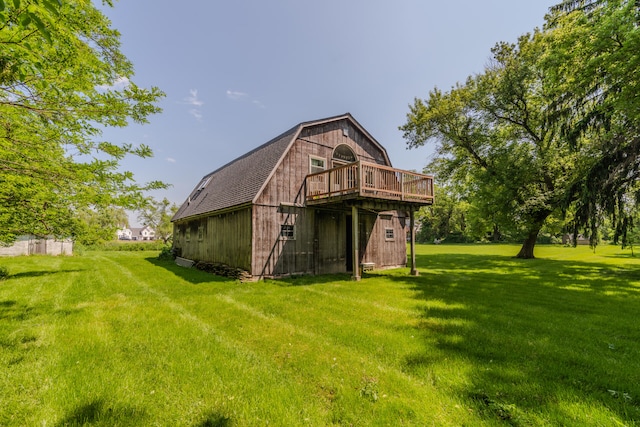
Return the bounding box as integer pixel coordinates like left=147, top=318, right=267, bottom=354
left=91, top=241, right=168, bottom=251
left=157, top=246, right=175, bottom=261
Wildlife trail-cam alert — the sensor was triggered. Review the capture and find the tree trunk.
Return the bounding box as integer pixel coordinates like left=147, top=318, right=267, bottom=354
left=491, top=224, right=501, bottom=242
left=515, top=229, right=540, bottom=259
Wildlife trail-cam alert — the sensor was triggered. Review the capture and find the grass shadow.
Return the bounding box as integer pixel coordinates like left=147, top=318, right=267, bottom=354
left=6, top=269, right=85, bottom=280
left=0, top=299, right=40, bottom=322
left=145, top=257, right=234, bottom=284
left=194, top=411, right=233, bottom=427
left=387, top=251, right=640, bottom=424
left=55, top=399, right=146, bottom=426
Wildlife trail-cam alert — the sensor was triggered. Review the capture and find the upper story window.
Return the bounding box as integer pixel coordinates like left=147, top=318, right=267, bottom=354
left=309, top=156, right=326, bottom=174
left=333, top=144, right=356, bottom=163
left=191, top=175, right=212, bottom=201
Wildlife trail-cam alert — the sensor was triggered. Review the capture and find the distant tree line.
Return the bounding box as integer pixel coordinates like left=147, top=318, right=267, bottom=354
left=414, top=183, right=640, bottom=248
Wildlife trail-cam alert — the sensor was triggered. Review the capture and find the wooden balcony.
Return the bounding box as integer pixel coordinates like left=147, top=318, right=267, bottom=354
left=306, top=161, right=434, bottom=206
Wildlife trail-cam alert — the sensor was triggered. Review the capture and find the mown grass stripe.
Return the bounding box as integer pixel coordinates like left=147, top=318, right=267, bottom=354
left=1, top=244, right=639, bottom=425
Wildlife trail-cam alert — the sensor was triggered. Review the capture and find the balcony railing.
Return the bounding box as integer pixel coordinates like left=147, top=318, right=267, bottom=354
left=306, top=161, right=434, bottom=205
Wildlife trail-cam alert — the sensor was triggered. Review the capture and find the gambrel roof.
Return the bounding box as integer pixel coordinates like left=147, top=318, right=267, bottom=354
left=172, top=113, right=390, bottom=222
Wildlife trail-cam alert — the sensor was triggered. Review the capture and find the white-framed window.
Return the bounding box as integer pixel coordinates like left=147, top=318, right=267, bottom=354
left=197, top=226, right=204, bottom=241
left=280, top=224, right=295, bottom=240
left=309, top=156, right=326, bottom=174
left=385, top=228, right=395, bottom=241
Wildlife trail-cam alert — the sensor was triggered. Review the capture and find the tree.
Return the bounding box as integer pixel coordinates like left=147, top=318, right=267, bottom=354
left=416, top=183, right=470, bottom=243
left=402, top=35, right=570, bottom=258
left=137, top=197, right=178, bottom=244
left=0, top=0, right=166, bottom=244
left=401, top=0, right=640, bottom=258
left=541, top=0, right=640, bottom=247
left=74, top=206, right=129, bottom=246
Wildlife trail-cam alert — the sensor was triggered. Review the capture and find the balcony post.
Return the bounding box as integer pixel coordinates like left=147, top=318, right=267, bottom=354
left=351, top=205, right=361, bottom=281
left=409, top=207, right=419, bottom=276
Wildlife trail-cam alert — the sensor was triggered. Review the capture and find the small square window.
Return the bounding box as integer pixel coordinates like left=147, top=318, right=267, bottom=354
left=309, top=156, right=326, bottom=174
left=385, top=228, right=395, bottom=241
left=280, top=224, right=295, bottom=240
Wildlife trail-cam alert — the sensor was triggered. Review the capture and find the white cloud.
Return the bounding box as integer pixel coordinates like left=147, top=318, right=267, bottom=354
left=184, top=89, right=204, bottom=106
left=226, top=90, right=248, bottom=100
left=227, top=89, right=265, bottom=108
left=181, top=89, right=204, bottom=120
left=166, top=157, right=176, bottom=163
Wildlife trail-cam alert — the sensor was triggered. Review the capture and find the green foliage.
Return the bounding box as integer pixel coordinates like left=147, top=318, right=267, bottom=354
left=358, top=375, right=379, bottom=402
left=137, top=197, right=178, bottom=244
left=0, top=0, right=166, bottom=245
left=402, top=1, right=640, bottom=258
left=416, top=183, right=475, bottom=243
left=73, top=206, right=129, bottom=246
left=0, top=265, right=8, bottom=280
left=91, top=240, right=168, bottom=251
left=157, top=246, right=175, bottom=260
left=541, top=1, right=640, bottom=247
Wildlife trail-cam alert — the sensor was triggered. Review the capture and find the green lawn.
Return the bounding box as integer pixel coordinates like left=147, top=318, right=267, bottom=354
left=1, top=244, right=639, bottom=426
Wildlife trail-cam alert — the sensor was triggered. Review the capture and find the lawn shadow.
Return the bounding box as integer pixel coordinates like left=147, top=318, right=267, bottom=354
left=145, top=257, right=233, bottom=284
left=194, top=411, right=233, bottom=427
left=0, top=299, right=40, bottom=322
left=6, top=269, right=85, bottom=280
left=387, top=252, right=640, bottom=424
left=55, top=399, right=146, bottom=426
left=146, top=256, right=354, bottom=286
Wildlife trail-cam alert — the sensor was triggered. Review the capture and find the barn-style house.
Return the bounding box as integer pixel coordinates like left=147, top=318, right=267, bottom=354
left=172, top=113, right=434, bottom=280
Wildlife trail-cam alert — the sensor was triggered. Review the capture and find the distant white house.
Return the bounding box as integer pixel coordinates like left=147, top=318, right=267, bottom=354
left=0, top=235, right=73, bottom=256
left=117, top=226, right=155, bottom=241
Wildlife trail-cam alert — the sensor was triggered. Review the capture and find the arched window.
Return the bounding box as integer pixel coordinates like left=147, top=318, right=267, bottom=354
left=332, top=144, right=356, bottom=166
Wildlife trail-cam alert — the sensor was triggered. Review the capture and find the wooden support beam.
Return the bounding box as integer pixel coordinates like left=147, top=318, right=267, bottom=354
left=409, top=208, right=419, bottom=276
left=351, top=205, right=361, bottom=281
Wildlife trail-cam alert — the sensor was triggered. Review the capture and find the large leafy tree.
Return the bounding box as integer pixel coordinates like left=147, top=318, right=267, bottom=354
left=0, top=0, right=165, bottom=244
left=402, top=35, right=570, bottom=258
left=542, top=0, right=640, bottom=248
left=402, top=0, right=640, bottom=258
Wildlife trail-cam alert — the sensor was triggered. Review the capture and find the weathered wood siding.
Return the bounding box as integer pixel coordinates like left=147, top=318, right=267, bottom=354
left=361, top=212, right=407, bottom=269
left=314, top=210, right=348, bottom=274
left=251, top=119, right=403, bottom=276
left=297, top=119, right=389, bottom=166
left=173, top=207, right=252, bottom=270
left=252, top=205, right=315, bottom=277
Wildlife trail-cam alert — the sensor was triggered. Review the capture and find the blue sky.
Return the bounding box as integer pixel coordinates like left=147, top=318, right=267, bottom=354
left=99, top=1, right=554, bottom=224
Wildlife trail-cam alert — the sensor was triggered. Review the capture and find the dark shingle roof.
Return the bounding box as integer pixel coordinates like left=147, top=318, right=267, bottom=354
left=172, top=125, right=297, bottom=221
left=172, top=113, right=389, bottom=222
